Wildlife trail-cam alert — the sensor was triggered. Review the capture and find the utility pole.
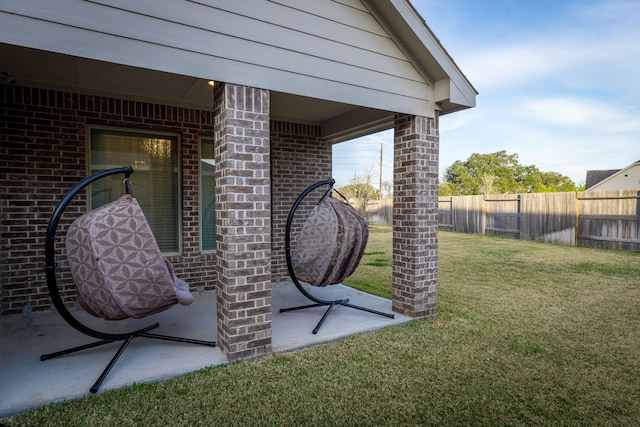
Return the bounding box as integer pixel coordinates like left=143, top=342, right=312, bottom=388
left=379, top=143, right=383, bottom=197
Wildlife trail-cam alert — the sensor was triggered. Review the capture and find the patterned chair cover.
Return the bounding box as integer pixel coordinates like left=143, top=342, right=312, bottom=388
left=65, top=194, right=192, bottom=320
left=291, top=196, right=368, bottom=287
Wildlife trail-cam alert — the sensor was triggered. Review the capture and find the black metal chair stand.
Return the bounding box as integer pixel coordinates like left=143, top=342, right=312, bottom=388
left=42, top=166, right=216, bottom=393
left=279, top=179, right=394, bottom=334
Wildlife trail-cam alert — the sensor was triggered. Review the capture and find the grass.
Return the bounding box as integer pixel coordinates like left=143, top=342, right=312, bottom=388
left=344, top=225, right=394, bottom=298
left=3, top=226, right=639, bottom=426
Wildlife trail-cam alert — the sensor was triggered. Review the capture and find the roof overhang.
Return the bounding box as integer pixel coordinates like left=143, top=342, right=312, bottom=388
left=363, top=0, right=477, bottom=115
left=0, top=0, right=475, bottom=141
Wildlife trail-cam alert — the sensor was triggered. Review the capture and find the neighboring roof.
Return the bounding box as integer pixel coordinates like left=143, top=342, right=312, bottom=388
left=585, top=169, right=620, bottom=190
left=586, top=160, right=640, bottom=191
left=0, top=0, right=476, bottom=141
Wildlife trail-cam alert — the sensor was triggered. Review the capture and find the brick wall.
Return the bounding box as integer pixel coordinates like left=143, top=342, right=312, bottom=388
left=1, top=82, right=336, bottom=322
left=270, top=121, right=332, bottom=280
left=0, top=84, right=216, bottom=316
left=392, top=113, right=439, bottom=317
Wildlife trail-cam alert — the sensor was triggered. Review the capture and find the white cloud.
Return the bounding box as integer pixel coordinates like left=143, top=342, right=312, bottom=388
left=439, top=108, right=477, bottom=133
left=450, top=1, right=640, bottom=94
left=522, top=98, right=640, bottom=132
left=460, top=41, right=591, bottom=90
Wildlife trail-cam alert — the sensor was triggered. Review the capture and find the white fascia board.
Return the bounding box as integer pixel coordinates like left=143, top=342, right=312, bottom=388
left=435, top=78, right=476, bottom=109
left=382, top=0, right=477, bottom=109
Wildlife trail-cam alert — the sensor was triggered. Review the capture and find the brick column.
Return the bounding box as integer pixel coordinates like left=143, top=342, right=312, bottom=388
left=392, top=113, right=439, bottom=317
left=214, top=83, right=272, bottom=360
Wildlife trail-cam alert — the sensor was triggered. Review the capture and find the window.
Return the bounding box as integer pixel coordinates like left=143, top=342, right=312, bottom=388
left=89, top=127, right=181, bottom=254
left=200, top=138, right=216, bottom=251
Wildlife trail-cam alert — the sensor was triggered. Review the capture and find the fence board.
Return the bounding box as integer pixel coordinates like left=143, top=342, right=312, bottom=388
left=438, top=197, right=453, bottom=229
left=485, top=195, right=520, bottom=238
left=577, top=190, right=640, bottom=250
left=366, top=198, right=392, bottom=225
left=520, top=192, right=575, bottom=245
left=452, top=195, right=484, bottom=234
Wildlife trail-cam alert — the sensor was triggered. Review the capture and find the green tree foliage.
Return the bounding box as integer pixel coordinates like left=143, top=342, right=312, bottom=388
left=441, top=151, right=578, bottom=195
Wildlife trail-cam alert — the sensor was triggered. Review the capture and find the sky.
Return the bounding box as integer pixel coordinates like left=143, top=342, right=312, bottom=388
left=332, top=0, right=640, bottom=191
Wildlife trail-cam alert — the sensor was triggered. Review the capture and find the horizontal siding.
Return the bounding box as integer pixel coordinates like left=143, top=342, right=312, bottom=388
left=333, top=0, right=370, bottom=13
left=0, top=0, right=433, bottom=116
left=269, top=0, right=385, bottom=36
left=86, top=0, right=402, bottom=58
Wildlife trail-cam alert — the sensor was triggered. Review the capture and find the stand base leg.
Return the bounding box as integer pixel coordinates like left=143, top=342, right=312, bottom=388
left=313, top=302, right=337, bottom=334
left=343, top=302, right=395, bottom=319
left=279, top=299, right=395, bottom=334
left=279, top=303, right=324, bottom=313
left=41, top=323, right=216, bottom=394
left=91, top=335, right=134, bottom=393
left=40, top=323, right=160, bottom=361
left=41, top=338, right=116, bottom=361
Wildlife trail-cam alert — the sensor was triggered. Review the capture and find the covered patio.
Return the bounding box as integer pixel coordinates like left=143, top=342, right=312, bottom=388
left=1, top=282, right=411, bottom=416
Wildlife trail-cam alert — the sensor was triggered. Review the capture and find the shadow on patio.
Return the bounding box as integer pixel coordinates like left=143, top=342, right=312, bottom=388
left=0, top=282, right=409, bottom=417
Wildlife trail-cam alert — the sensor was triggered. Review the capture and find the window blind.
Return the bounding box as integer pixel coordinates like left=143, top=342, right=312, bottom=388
left=90, top=128, right=180, bottom=253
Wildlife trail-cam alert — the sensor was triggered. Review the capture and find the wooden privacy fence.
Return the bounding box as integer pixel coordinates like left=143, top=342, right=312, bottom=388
left=365, top=198, right=393, bottom=225
left=438, top=190, right=640, bottom=250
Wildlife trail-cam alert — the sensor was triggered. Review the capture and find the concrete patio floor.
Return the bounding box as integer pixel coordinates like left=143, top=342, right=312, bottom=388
left=0, top=282, right=410, bottom=417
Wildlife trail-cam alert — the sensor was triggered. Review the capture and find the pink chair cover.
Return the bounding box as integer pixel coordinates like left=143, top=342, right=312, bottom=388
left=65, top=194, right=192, bottom=320
left=292, top=196, right=368, bottom=287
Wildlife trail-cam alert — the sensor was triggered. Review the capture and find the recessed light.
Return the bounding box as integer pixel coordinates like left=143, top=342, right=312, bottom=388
left=207, top=80, right=215, bottom=87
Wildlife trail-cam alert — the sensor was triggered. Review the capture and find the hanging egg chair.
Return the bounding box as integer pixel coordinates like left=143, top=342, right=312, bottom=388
left=280, top=179, right=394, bottom=334
left=42, top=166, right=215, bottom=393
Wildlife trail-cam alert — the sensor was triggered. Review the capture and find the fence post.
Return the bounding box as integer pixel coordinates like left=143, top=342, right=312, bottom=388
left=517, top=194, right=522, bottom=239
left=574, top=192, right=579, bottom=247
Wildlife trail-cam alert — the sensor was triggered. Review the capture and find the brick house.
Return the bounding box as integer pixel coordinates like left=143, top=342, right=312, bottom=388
left=0, top=0, right=476, bottom=360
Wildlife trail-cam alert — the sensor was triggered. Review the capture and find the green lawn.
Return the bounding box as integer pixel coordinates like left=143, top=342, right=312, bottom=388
left=3, top=227, right=639, bottom=426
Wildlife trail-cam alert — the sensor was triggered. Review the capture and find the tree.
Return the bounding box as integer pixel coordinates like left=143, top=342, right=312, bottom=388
left=381, top=180, right=393, bottom=198
left=438, top=181, right=455, bottom=196
left=441, top=150, right=578, bottom=195
left=478, top=172, right=498, bottom=196
left=337, top=167, right=380, bottom=215
left=524, top=170, right=580, bottom=193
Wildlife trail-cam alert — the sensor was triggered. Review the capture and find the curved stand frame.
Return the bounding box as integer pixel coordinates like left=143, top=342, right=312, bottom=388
left=42, top=166, right=215, bottom=393
left=279, top=179, right=394, bottom=334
